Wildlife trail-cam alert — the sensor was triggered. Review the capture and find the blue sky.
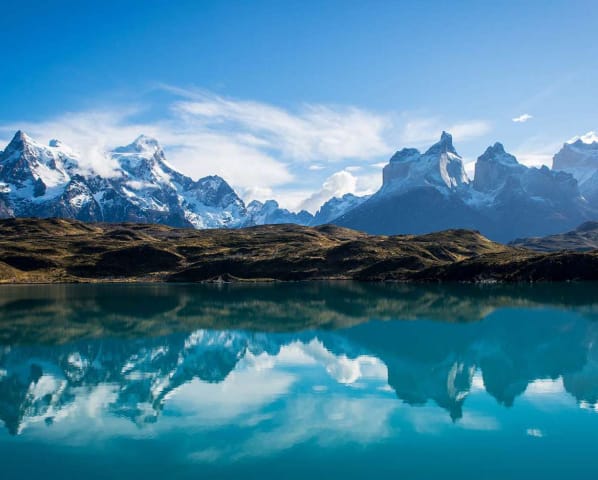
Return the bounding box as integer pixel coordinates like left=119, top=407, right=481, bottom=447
left=1, top=0, right=597, bottom=210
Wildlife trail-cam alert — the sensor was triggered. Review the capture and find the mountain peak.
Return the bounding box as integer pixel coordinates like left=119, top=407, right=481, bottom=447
left=488, top=142, right=505, bottom=154
left=7, top=130, right=31, bottom=148
left=424, top=131, right=457, bottom=155
left=14, top=130, right=27, bottom=141
left=389, top=148, right=420, bottom=163
left=478, top=142, right=518, bottom=166
left=2, top=131, right=43, bottom=159
left=115, top=135, right=162, bottom=155
left=131, top=134, right=161, bottom=150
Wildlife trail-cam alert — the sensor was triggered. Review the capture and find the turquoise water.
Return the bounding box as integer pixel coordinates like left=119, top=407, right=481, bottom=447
left=0, top=283, right=597, bottom=479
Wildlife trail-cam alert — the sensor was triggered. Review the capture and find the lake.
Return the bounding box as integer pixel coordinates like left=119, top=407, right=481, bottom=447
left=0, top=282, right=597, bottom=479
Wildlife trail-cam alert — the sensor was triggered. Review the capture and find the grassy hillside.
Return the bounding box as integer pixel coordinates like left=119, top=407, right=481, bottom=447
left=0, top=218, right=597, bottom=283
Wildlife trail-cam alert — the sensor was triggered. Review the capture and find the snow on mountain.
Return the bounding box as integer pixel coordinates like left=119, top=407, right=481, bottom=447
left=381, top=131, right=470, bottom=196
left=243, top=199, right=313, bottom=226
left=553, top=133, right=598, bottom=205
left=0, top=131, right=249, bottom=228
left=311, top=193, right=368, bottom=226
left=332, top=133, right=595, bottom=241
left=2, top=129, right=597, bottom=240
left=0, top=131, right=101, bottom=220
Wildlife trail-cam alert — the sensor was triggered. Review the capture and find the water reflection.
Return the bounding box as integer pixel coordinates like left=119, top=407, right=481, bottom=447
left=0, top=283, right=597, bottom=475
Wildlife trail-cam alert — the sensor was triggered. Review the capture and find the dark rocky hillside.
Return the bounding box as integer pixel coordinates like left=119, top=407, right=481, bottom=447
left=0, top=217, right=597, bottom=283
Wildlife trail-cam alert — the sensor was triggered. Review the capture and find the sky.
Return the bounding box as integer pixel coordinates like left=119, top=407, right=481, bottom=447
left=0, top=0, right=597, bottom=211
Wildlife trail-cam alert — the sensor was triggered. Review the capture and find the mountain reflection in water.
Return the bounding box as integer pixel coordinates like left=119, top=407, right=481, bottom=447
left=0, top=283, right=597, bottom=478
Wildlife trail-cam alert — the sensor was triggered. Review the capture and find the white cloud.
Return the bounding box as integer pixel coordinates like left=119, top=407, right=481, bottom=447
left=512, top=113, right=533, bottom=123
left=298, top=170, right=358, bottom=213
left=238, top=186, right=274, bottom=204
left=355, top=171, right=382, bottom=194
left=170, top=90, right=393, bottom=162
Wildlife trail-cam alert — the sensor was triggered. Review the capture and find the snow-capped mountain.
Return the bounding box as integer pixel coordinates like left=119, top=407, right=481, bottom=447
left=553, top=132, right=598, bottom=205
left=2, top=129, right=597, bottom=241
left=381, top=131, right=469, bottom=195
left=311, top=193, right=369, bottom=226
left=243, top=199, right=313, bottom=226
left=332, top=133, right=595, bottom=241
left=332, top=133, right=488, bottom=237
left=0, top=131, right=247, bottom=228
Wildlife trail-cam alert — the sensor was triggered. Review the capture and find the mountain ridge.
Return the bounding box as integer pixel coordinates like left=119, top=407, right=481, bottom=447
left=1, top=130, right=597, bottom=241
left=334, top=133, right=595, bottom=241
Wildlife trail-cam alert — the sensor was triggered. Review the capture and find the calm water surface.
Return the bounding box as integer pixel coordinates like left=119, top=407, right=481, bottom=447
left=0, top=282, right=597, bottom=479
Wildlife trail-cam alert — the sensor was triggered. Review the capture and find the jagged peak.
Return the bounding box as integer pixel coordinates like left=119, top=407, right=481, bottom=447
left=424, top=131, right=458, bottom=156
left=488, top=142, right=505, bottom=154
left=6, top=130, right=32, bottom=149
left=478, top=142, right=519, bottom=165
left=114, top=134, right=162, bottom=155
left=134, top=134, right=161, bottom=147
left=13, top=130, right=27, bottom=142
left=247, top=199, right=264, bottom=209
left=197, top=174, right=228, bottom=186
left=263, top=199, right=280, bottom=208
left=389, top=148, right=421, bottom=163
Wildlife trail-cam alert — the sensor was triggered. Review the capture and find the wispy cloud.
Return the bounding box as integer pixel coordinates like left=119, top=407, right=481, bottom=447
left=512, top=113, right=533, bottom=123
left=170, top=89, right=393, bottom=162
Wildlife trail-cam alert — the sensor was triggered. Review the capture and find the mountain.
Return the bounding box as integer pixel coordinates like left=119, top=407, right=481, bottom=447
left=2, top=130, right=597, bottom=241
left=468, top=142, right=588, bottom=240
left=510, top=221, right=598, bottom=252
left=333, top=133, right=594, bottom=241
left=0, top=131, right=248, bottom=228
left=553, top=132, right=598, bottom=205
left=243, top=199, right=313, bottom=226
left=332, top=132, right=492, bottom=237
left=311, top=193, right=368, bottom=225
left=382, top=131, right=469, bottom=194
